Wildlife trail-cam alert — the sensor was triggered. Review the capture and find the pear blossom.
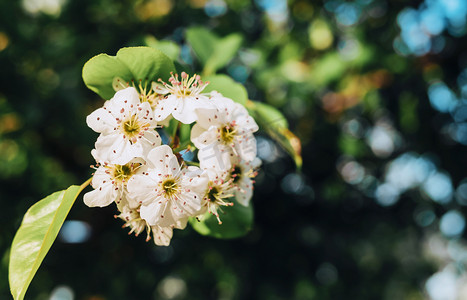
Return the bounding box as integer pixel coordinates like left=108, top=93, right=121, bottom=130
left=127, top=145, right=207, bottom=227
left=152, top=72, right=212, bottom=124
left=191, top=97, right=258, bottom=171
left=113, top=77, right=164, bottom=109
left=83, top=157, right=146, bottom=208
left=226, top=158, right=261, bottom=206
left=197, top=168, right=234, bottom=224
left=116, top=199, right=186, bottom=246
left=87, top=87, right=161, bottom=164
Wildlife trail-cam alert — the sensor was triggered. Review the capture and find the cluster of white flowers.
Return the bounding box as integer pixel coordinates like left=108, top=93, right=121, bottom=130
left=84, top=72, right=260, bottom=246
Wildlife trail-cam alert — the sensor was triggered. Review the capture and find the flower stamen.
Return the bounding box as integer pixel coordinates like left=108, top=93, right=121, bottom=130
left=156, top=72, right=208, bottom=98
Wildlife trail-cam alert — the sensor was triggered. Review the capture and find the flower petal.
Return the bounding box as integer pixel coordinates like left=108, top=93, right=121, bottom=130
left=140, top=200, right=165, bottom=226
left=153, top=96, right=177, bottom=122
left=83, top=183, right=114, bottom=207
left=172, top=96, right=213, bottom=124
left=86, top=107, right=117, bottom=134
left=152, top=226, right=173, bottom=246
left=146, top=145, right=178, bottom=174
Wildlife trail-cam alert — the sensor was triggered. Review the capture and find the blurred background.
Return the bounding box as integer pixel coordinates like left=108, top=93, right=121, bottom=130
left=2, top=0, right=467, bottom=299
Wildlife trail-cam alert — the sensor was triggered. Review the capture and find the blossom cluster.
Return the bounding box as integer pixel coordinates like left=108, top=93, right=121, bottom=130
left=84, top=72, right=259, bottom=246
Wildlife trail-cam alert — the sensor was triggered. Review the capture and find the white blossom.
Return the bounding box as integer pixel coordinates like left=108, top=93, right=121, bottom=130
left=152, top=72, right=212, bottom=124
left=127, top=145, right=207, bottom=227
left=226, top=158, right=261, bottom=207
left=112, top=77, right=165, bottom=111
left=87, top=87, right=161, bottom=164
left=197, top=168, right=234, bottom=224
left=191, top=96, right=258, bottom=171
left=115, top=198, right=187, bottom=246
left=83, top=157, right=145, bottom=208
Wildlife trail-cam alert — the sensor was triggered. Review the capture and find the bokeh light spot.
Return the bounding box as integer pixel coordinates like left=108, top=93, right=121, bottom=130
left=422, top=172, right=453, bottom=204
left=50, top=285, right=74, bottom=300
left=58, top=220, right=91, bottom=244
left=440, top=210, right=465, bottom=238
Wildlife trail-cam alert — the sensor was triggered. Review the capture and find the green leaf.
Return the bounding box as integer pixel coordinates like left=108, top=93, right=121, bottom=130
left=185, top=27, right=218, bottom=65
left=204, top=74, right=247, bottom=105
left=144, top=35, right=181, bottom=61
left=9, top=180, right=91, bottom=300
left=246, top=100, right=302, bottom=169
left=186, top=27, right=242, bottom=75
left=82, top=46, right=176, bottom=99
left=189, top=199, right=253, bottom=239
left=204, top=34, right=242, bottom=75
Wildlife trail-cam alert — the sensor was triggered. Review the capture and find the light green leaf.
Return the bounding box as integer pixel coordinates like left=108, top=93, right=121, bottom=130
left=186, top=27, right=243, bottom=75
left=9, top=180, right=91, bottom=300
left=144, top=35, right=181, bottom=61
left=204, top=74, right=247, bottom=105
left=250, top=101, right=288, bottom=128
left=246, top=100, right=302, bottom=169
left=185, top=27, right=218, bottom=65
left=204, top=34, right=243, bottom=75
left=189, top=199, right=253, bottom=239
left=82, top=46, right=176, bottom=99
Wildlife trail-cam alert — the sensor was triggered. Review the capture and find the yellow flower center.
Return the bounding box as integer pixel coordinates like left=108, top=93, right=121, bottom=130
left=121, top=114, right=148, bottom=143
left=139, top=88, right=161, bottom=109
left=207, top=185, right=221, bottom=202
left=220, top=125, right=236, bottom=145
left=161, top=177, right=179, bottom=198
left=229, top=166, right=242, bottom=184
left=111, top=163, right=139, bottom=184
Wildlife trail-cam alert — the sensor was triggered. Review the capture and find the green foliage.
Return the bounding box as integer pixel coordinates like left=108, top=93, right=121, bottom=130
left=186, top=27, right=243, bottom=75
left=189, top=199, right=253, bottom=239
left=3, top=0, right=458, bottom=298
left=204, top=74, right=248, bottom=105
left=9, top=180, right=90, bottom=300
left=144, top=35, right=181, bottom=61
left=82, top=47, right=176, bottom=99
left=247, top=100, right=302, bottom=168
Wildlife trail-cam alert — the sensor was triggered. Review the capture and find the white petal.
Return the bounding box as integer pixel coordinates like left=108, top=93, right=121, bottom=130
left=83, top=183, right=114, bottom=207
left=136, top=101, right=158, bottom=128
left=94, top=134, right=139, bottom=165
left=182, top=168, right=209, bottom=195
left=236, top=114, right=259, bottom=133
left=190, top=124, right=218, bottom=149
left=173, top=96, right=213, bottom=124
left=152, top=226, right=173, bottom=246
left=153, top=96, right=177, bottom=121
left=146, top=145, right=178, bottom=174
left=140, top=130, right=162, bottom=157
left=235, top=135, right=257, bottom=162
left=140, top=200, right=165, bottom=226
left=91, top=166, right=111, bottom=188
left=172, top=192, right=201, bottom=217
left=174, top=217, right=188, bottom=229
left=194, top=107, right=221, bottom=129
left=86, top=107, right=116, bottom=134
left=198, top=143, right=234, bottom=172
left=111, top=87, right=140, bottom=107
left=236, top=177, right=253, bottom=206
left=211, top=95, right=236, bottom=112
left=127, top=173, right=159, bottom=205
